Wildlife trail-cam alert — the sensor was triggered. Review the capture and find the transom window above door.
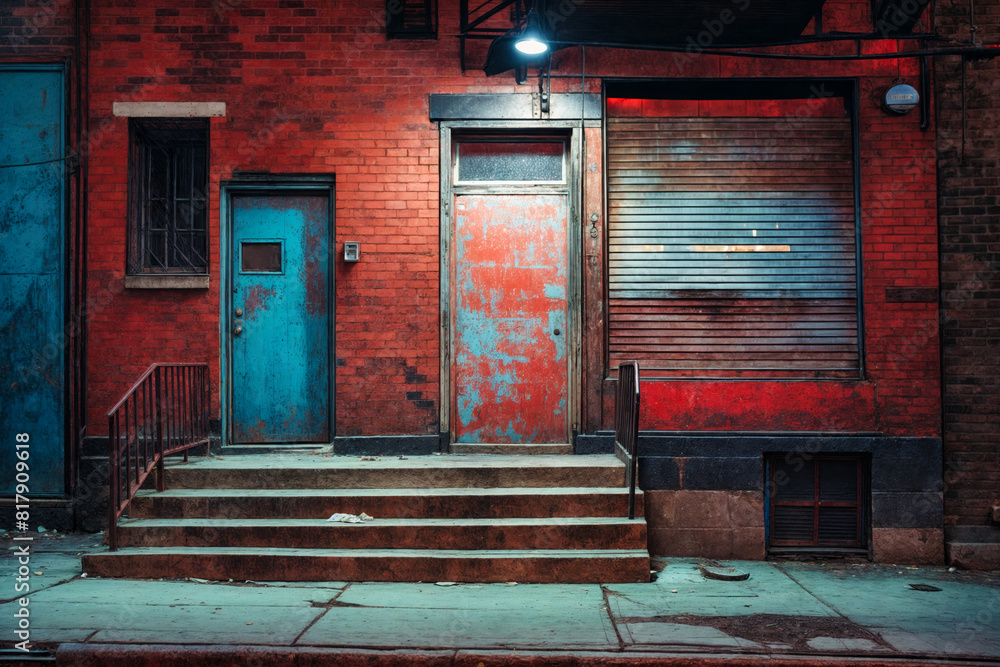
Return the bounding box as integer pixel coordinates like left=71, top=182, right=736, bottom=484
left=455, top=140, right=565, bottom=184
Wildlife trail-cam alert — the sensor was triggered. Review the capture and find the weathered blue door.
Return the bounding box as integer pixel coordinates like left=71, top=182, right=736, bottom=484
left=230, top=193, right=331, bottom=443
left=0, top=66, right=66, bottom=495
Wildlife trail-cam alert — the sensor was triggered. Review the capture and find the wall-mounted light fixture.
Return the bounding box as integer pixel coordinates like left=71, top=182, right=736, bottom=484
left=344, top=242, right=360, bottom=262
left=515, top=9, right=549, bottom=55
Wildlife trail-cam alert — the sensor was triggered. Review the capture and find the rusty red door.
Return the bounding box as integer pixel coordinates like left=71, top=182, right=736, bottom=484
left=453, top=194, right=569, bottom=443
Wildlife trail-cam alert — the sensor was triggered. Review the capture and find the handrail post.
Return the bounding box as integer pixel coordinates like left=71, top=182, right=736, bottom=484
left=155, top=365, right=165, bottom=492
left=614, top=361, right=641, bottom=521
left=107, top=412, right=118, bottom=551
left=202, top=366, right=210, bottom=455
left=631, top=363, right=641, bottom=520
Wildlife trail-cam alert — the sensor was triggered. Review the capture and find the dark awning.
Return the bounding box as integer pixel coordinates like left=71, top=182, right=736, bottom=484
left=485, top=0, right=828, bottom=75
left=548, top=0, right=825, bottom=46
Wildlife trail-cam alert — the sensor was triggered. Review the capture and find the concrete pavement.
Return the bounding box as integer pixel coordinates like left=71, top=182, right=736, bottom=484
left=3, top=531, right=1000, bottom=665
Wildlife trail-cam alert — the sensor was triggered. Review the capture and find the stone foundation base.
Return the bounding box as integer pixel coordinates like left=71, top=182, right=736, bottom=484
left=872, top=528, right=944, bottom=564
left=946, top=526, right=1000, bottom=570
left=645, top=490, right=765, bottom=560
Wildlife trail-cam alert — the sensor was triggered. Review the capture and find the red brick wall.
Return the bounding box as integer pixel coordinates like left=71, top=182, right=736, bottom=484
left=935, top=0, right=1000, bottom=526
left=83, top=0, right=940, bottom=440
left=1, top=0, right=76, bottom=55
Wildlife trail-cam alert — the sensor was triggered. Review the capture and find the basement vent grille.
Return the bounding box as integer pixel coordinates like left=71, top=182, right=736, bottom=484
left=767, top=454, right=868, bottom=551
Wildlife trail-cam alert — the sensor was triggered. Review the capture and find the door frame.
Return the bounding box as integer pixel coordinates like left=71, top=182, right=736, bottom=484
left=219, top=174, right=336, bottom=447
left=439, top=122, right=583, bottom=445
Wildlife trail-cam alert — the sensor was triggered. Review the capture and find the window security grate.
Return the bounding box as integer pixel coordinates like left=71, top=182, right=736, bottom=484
left=386, top=0, right=437, bottom=39
left=127, top=118, right=209, bottom=275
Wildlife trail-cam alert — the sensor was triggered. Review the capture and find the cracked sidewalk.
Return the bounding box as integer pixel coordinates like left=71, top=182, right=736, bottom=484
left=3, top=531, right=1000, bottom=665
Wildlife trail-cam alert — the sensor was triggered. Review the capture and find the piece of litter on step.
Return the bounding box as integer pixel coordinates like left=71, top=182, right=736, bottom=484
left=671, top=589, right=678, bottom=593
left=189, top=577, right=210, bottom=584
left=436, top=582, right=457, bottom=586
left=398, top=456, right=408, bottom=460
left=505, top=582, right=518, bottom=586
left=80, top=573, right=87, bottom=578
left=328, top=512, right=374, bottom=523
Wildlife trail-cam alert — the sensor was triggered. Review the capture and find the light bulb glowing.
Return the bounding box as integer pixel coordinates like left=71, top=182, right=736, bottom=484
left=515, top=37, right=548, bottom=54
left=514, top=9, right=549, bottom=56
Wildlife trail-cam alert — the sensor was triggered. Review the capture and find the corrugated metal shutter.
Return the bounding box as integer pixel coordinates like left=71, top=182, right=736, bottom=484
left=607, top=115, right=860, bottom=377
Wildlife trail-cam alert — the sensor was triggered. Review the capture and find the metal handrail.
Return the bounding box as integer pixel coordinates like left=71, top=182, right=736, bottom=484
left=614, top=361, right=641, bottom=520
left=106, top=363, right=209, bottom=550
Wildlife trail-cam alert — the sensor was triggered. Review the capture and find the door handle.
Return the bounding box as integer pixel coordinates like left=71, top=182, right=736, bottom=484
left=233, top=326, right=243, bottom=336
left=235, top=307, right=243, bottom=317
left=553, top=328, right=561, bottom=336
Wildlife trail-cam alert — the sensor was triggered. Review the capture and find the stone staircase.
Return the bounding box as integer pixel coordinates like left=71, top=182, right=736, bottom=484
left=83, top=453, right=650, bottom=583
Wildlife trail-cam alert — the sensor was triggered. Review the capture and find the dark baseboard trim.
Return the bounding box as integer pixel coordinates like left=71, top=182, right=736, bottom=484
left=575, top=434, right=614, bottom=454
left=334, top=435, right=444, bottom=456
left=576, top=433, right=941, bottom=496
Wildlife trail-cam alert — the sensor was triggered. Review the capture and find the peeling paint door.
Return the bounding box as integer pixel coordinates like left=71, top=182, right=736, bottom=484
left=453, top=194, right=569, bottom=443
left=231, top=193, right=330, bottom=443
left=0, top=66, right=66, bottom=495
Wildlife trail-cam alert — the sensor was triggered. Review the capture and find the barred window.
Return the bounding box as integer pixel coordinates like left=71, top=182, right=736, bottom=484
left=127, top=118, right=209, bottom=274
left=386, top=0, right=436, bottom=39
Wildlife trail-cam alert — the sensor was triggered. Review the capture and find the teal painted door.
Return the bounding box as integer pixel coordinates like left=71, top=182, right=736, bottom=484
left=0, top=66, right=66, bottom=495
left=231, top=194, right=331, bottom=443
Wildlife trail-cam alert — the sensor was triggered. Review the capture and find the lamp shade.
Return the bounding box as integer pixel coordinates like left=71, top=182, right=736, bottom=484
left=515, top=10, right=548, bottom=54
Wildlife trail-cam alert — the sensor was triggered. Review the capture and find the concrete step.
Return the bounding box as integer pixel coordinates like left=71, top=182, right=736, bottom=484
left=129, top=487, right=645, bottom=519
left=449, top=443, right=573, bottom=455
left=163, top=454, right=625, bottom=489
left=82, top=547, right=651, bottom=583
left=114, top=517, right=648, bottom=550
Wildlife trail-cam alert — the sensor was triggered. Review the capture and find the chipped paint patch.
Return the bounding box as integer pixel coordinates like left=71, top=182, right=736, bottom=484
left=242, top=285, right=276, bottom=319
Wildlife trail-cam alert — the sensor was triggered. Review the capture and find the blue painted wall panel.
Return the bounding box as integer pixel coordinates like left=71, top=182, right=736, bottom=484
left=0, top=67, right=66, bottom=496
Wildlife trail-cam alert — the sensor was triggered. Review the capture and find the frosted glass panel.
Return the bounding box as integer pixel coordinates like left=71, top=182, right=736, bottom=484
left=458, top=142, right=564, bottom=182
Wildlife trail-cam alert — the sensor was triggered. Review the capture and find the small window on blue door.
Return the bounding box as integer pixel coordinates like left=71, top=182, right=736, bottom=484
left=240, top=241, right=283, bottom=274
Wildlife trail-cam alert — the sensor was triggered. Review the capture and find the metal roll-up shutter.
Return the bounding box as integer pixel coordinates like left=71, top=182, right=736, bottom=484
left=607, top=114, right=860, bottom=378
